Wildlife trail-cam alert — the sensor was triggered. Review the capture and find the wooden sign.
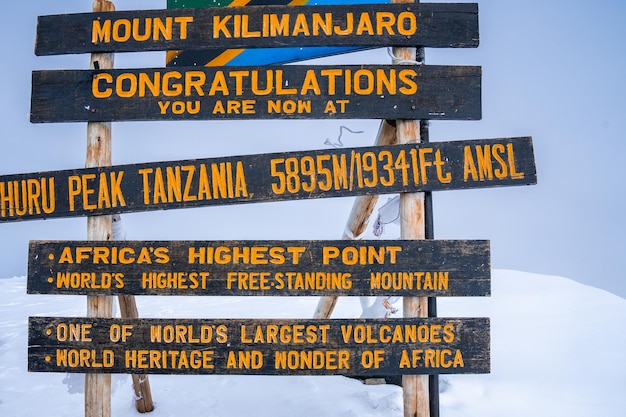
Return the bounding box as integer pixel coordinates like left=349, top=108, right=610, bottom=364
left=0, top=137, right=535, bottom=223
left=28, top=239, right=490, bottom=297
left=28, top=317, right=490, bottom=375
left=35, top=3, right=479, bottom=56
left=30, top=65, right=481, bottom=123
left=0, top=137, right=536, bottom=223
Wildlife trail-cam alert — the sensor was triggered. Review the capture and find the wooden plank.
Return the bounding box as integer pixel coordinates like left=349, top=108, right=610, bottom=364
left=30, top=65, right=481, bottom=123
left=35, top=3, right=479, bottom=56
left=28, top=317, right=490, bottom=375
left=0, top=137, right=535, bottom=223
left=27, top=239, right=490, bottom=297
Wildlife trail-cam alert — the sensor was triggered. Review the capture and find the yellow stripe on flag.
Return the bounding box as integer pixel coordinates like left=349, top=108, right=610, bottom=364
left=229, top=0, right=252, bottom=6
left=205, top=48, right=246, bottom=66
left=166, top=50, right=181, bottom=63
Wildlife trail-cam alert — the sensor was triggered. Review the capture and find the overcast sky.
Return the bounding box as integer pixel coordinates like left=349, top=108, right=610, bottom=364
left=0, top=0, right=624, bottom=298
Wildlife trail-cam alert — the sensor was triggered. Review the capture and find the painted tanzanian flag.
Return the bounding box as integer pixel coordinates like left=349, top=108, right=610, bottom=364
left=166, top=0, right=388, bottom=67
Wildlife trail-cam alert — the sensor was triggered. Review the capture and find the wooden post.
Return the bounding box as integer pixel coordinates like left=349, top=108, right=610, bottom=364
left=313, top=120, right=396, bottom=319
left=390, top=0, right=429, bottom=416
left=111, top=215, right=155, bottom=413
left=391, top=2, right=429, bottom=416
left=397, top=115, right=429, bottom=417
left=421, top=102, right=440, bottom=417
left=85, top=2, right=152, bottom=415
left=85, top=3, right=115, bottom=417
left=342, top=121, right=397, bottom=239
left=118, top=295, right=155, bottom=412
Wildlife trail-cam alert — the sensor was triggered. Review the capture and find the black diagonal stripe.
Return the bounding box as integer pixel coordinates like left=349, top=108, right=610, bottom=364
left=246, top=0, right=293, bottom=5
left=168, top=49, right=227, bottom=67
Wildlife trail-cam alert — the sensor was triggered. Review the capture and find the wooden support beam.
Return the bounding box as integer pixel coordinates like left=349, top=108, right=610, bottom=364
left=85, top=3, right=115, bottom=417
left=390, top=0, right=429, bottom=416
left=342, top=120, right=397, bottom=239
left=118, top=295, right=155, bottom=413
left=397, top=115, right=430, bottom=417
left=312, top=120, right=396, bottom=320
left=85, top=2, right=153, bottom=415
left=111, top=215, right=155, bottom=412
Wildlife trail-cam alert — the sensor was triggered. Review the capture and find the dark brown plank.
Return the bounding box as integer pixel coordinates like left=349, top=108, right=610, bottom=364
left=0, top=137, right=536, bottom=223
left=30, top=65, right=481, bottom=122
left=27, top=239, right=490, bottom=297
left=35, top=3, right=479, bottom=56
left=28, top=317, right=490, bottom=375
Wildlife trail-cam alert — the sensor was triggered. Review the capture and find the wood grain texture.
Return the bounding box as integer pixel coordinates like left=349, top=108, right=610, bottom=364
left=85, top=2, right=115, bottom=416
left=315, top=120, right=396, bottom=320
left=0, top=137, right=536, bottom=223
left=35, top=3, right=479, bottom=56
left=30, top=65, right=482, bottom=123
left=118, top=295, right=154, bottom=412
left=28, top=239, right=491, bottom=297
left=28, top=317, right=490, bottom=375
left=390, top=3, right=429, bottom=413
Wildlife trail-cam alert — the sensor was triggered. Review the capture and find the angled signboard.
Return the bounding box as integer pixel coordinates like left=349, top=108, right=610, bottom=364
left=0, top=137, right=535, bottom=223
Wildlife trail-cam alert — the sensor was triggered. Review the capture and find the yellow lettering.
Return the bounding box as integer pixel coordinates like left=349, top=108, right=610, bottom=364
left=274, top=350, right=350, bottom=370
left=175, top=16, right=194, bottom=40
left=113, top=19, right=131, bottom=42
left=397, top=12, right=416, bottom=36
left=376, top=12, right=395, bottom=35
left=356, top=13, right=374, bottom=35
left=92, top=73, right=113, bottom=99
left=463, top=145, right=478, bottom=182
left=292, top=14, right=310, bottom=36
left=92, top=19, right=111, bottom=43
left=398, top=69, right=418, bottom=94
left=300, top=70, right=321, bottom=95
left=507, top=143, right=525, bottom=179
left=213, top=15, right=231, bottom=38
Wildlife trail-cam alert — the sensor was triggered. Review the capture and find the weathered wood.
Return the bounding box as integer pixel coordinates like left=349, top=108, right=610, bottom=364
left=314, top=120, right=396, bottom=320
left=28, top=316, right=490, bottom=375
left=343, top=121, right=397, bottom=240
left=117, top=295, right=154, bottom=413
left=30, top=65, right=481, bottom=123
left=399, top=130, right=430, bottom=416
left=0, top=137, right=536, bottom=223
left=85, top=2, right=115, bottom=417
left=35, top=3, right=479, bottom=56
left=390, top=5, right=429, bottom=414
left=398, top=119, right=430, bottom=417
left=27, top=239, right=490, bottom=297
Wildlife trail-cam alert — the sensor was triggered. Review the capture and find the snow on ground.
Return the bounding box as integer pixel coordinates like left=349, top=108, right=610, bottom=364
left=1, top=270, right=624, bottom=417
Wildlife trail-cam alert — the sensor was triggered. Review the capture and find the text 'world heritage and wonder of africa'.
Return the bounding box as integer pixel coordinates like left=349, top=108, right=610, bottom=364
left=28, top=317, right=490, bottom=375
